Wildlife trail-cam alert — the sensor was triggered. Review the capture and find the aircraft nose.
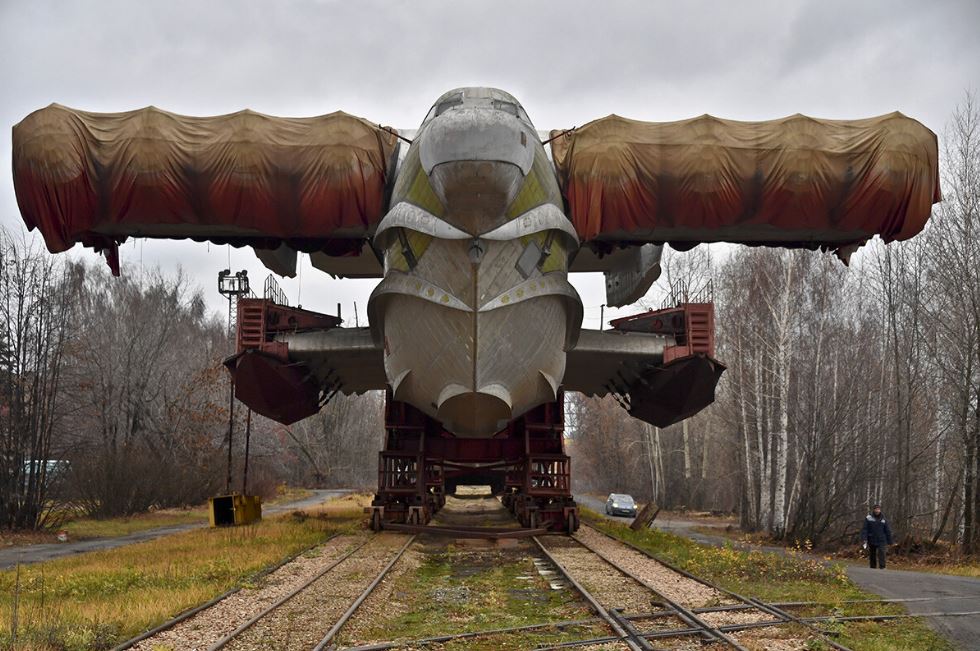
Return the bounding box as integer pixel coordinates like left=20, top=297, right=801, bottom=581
left=420, top=109, right=534, bottom=175
left=420, top=110, right=534, bottom=234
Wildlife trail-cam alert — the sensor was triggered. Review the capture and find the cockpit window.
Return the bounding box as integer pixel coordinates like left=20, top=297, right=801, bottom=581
left=422, top=94, right=463, bottom=124
left=435, top=96, right=464, bottom=117
left=492, top=100, right=533, bottom=125
left=492, top=99, right=520, bottom=117
left=421, top=91, right=533, bottom=127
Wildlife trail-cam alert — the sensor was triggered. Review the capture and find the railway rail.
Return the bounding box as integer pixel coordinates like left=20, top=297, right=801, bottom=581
left=336, top=516, right=862, bottom=650
left=207, top=533, right=415, bottom=651
left=331, top=497, right=856, bottom=651
left=534, top=531, right=752, bottom=651
left=531, top=535, right=649, bottom=651
left=576, top=523, right=854, bottom=650
left=116, top=534, right=345, bottom=651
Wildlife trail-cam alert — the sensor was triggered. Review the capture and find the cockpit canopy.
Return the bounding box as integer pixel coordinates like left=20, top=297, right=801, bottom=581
left=422, top=87, right=532, bottom=126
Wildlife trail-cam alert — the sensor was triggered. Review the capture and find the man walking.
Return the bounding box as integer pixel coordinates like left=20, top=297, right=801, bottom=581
left=861, top=504, right=894, bottom=569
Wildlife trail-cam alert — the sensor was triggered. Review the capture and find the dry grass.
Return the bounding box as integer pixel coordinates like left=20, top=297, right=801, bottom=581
left=691, top=525, right=980, bottom=580
left=923, top=562, right=980, bottom=578
left=264, top=485, right=314, bottom=505
left=4, top=485, right=316, bottom=545
left=63, top=509, right=209, bottom=539
left=0, top=508, right=210, bottom=545
left=0, top=493, right=373, bottom=651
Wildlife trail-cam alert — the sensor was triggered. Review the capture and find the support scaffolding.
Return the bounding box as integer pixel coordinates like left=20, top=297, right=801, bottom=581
left=369, top=390, right=578, bottom=533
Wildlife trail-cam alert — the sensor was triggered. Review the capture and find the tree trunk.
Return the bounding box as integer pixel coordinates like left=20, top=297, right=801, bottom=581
left=644, top=423, right=658, bottom=503
left=770, top=254, right=794, bottom=539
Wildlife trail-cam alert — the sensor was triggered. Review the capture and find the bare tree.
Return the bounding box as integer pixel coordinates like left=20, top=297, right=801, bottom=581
left=926, top=93, right=980, bottom=552
left=0, top=230, right=74, bottom=529
left=283, top=392, right=385, bottom=489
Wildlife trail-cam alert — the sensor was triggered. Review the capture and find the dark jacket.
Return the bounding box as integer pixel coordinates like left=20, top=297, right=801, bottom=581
left=861, top=513, right=894, bottom=546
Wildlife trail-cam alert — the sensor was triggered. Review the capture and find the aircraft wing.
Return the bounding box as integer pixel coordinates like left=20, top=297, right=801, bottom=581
left=550, top=111, right=940, bottom=261
left=562, top=304, right=725, bottom=428
left=225, top=299, right=386, bottom=424
left=12, top=104, right=399, bottom=275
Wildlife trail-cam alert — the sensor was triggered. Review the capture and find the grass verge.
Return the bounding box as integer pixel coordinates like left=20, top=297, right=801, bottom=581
left=265, top=485, right=314, bottom=506
left=9, top=485, right=317, bottom=543
left=0, top=493, right=370, bottom=651
left=62, top=509, right=208, bottom=540
left=691, top=524, right=980, bottom=580
left=917, top=562, right=980, bottom=578
left=581, top=508, right=954, bottom=651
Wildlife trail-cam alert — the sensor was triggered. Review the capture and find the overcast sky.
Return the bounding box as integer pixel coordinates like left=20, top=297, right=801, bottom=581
left=2, top=0, right=978, bottom=325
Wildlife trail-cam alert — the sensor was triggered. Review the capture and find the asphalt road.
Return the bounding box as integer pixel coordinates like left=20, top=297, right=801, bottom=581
left=0, top=489, right=350, bottom=569
left=576, top=494, right=980, bottom=650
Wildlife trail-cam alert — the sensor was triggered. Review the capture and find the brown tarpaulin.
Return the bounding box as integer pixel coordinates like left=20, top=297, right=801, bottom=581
left=550, top=112, right=940, bottom=257
left=13, top=104, right=399, bottom=273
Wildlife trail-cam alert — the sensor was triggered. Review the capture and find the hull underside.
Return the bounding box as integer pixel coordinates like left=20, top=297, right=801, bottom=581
left=371, top=236, right=580, bottom=438
left=383, top=293, right=567, bottom=436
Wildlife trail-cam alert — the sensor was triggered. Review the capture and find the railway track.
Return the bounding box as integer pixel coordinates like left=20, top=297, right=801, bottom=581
left=336, top=511, right=854, bottom=650
left=120, top=497, right=866, bottom=651
left=120, top=530, right=416, bottom=651
left=123, top=533, right=356, bottom=651
left=583, top=523, right=856, bottom=649
left=527, top=523, right=856, bottom=651
left=207, top=532, right=415, bottom=651
left=534, top=531, right=749, bottom=651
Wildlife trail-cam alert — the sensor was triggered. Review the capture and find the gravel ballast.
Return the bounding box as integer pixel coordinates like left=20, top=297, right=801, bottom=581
left=133, top=533, right=367, bottom=651
left=577, top=525, right=815, bottom=650
left=222, top=532, right=412, bottom=650
left=574, top=526, right=727, bottom=608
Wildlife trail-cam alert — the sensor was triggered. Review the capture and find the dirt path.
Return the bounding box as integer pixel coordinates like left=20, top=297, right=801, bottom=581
left=0, top=489, right=350, bottom=569
left=577, top=494, right=980, bottom=650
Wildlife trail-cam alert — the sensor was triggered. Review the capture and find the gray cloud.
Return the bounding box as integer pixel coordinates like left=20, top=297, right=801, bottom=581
left=2, top=0, right=977, bottom=322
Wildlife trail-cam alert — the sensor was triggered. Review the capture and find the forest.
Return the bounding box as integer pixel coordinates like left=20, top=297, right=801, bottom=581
left=572, top=96, right=980, bottom=553
left=0, top=240, right=381, bottom=529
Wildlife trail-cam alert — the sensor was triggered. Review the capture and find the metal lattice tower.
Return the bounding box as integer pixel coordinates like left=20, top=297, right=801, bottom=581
left=217, top=269, right=252, bottom=345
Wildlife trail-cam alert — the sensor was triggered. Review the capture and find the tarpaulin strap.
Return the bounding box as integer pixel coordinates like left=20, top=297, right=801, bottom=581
left=379, top=125, right=413, bottom=145
left=541, top=127, right=576, bottom=146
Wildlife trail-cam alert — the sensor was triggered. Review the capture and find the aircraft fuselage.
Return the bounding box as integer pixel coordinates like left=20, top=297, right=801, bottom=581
left=368, top=87, right=583, bottom=437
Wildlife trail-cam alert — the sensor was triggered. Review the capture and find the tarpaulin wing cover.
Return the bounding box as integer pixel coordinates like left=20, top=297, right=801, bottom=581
left=550, top=112, right=940, bottom=255
left=13, top=104, right=399, bottom=270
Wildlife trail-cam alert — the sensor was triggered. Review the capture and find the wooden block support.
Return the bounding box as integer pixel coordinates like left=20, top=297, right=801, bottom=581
left=630, top=502, right=660, bottom=531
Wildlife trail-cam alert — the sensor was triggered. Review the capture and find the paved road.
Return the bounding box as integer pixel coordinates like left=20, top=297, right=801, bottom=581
left=0, top=489, right=350, bottom=569
left=576, top=495, right=980, bottom=650
left=845, top=566, right=980, bottom=649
